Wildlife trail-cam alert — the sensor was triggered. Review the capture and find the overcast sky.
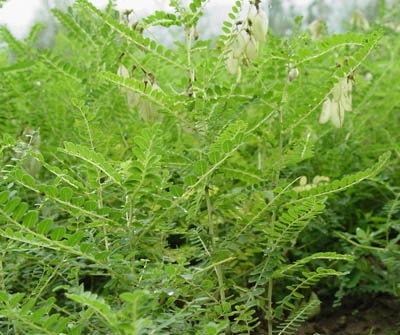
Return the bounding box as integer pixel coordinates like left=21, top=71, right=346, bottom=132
left=0, top=0, right=246, bottom=38
left=0, top=0, right=382, bottom=40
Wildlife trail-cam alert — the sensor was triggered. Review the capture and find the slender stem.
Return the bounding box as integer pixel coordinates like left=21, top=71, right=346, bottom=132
left=267, top=277, right=273, bottom=335
left=267, top=70, right=290, bottom=335
left=205, top=185, right=230, bottom=332
left=75, top=102, right=108, bottom=251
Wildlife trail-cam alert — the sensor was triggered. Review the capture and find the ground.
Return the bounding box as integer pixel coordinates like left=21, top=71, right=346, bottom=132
left=297, top=294, right=400, bottom=335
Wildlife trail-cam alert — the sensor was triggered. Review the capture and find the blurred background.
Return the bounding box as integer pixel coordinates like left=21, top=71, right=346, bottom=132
left=0, top=0, right=398, bottom=45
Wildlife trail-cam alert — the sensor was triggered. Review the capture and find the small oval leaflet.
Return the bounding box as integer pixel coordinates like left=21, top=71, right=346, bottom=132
left=222, top=140, right=233, bottom=153
left=184, top=174, right=197, bottom=186
left=65, top=231, right=85, bottom=247
left=208, top=151, right=221, bottom=164
left=0, top=191, right=10, bottom=204
left=37, top=218, right=53, bottom=235
left=170, top=185, right=184, bottom=197
left=12, top=202, right=29, bottom=221
left=23, top=211, right=39, bottom=228
left=59, top=187, right=73, bottom=202
left=4, top=197, right=22, bottom=214
left=194, top=159, right=208, bottom=176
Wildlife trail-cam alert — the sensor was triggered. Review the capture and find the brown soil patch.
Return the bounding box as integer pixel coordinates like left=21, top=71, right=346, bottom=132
left=297, top=295, right=400, bottom=335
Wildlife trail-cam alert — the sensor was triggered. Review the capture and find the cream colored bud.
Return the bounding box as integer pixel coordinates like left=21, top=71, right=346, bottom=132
left=308, top=20, right=324, bottom=40
left=288, top=68, right=299, bottom=82
left=365, top=72, right=373, bottom=82
left=340, top=94, right=352, bottom=112
left=319, top=98, right=332, bottom=124
left=24, top=152, right=41, bottom=179
left=127, top=92, right=140, bottom=108
left=332, top=78, right=352, bottom=112
left=312, top=176, right=330, bottom=185
left=350, top=11, right=370, bottom=31
left=330, top=102, right=344, bottom=128
left=341, top=80, right=352, bottom=111
left=15, top=129, right=42, bottom=178
left=117, top=64, right=129, bottom=78
left=299, top=176, right=307, bottom=186
left=139, top=100, right=162, bottom=124
left=251, top=9, right=268, bottom=42
left=226, top=52, right=240, bottom=74
left=232, top=32, right=246, bottom=59
left=139, top=83, right=162, bottom=123
left=244, top=36, right=259, bottom=61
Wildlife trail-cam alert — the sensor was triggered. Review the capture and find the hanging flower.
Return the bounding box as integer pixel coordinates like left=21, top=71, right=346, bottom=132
left=319, top=77, right=353, bottom=128
left=350, top=11, right=370, bottom=31
left=117, top=63, right=140, bottom=108
left=333, top=77, right=352, bottom=112
left=226, top=52, right=240, bottom=75
left=293, top=175, right=330, bottom=192
left=250, top=9, right=269, bottom=43
left=308, top=20, right=324, bottom=41
left=287, top=68, right=299, bottom=82
left=244, top=35, right=259, bottom=61
left=225, top=32, right=246, bottom=76
left=139, top=82, right=162, bottom=124
left=232, top=32, right=246, bottom=59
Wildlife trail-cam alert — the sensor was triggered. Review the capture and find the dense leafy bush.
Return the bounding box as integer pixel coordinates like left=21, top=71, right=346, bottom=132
left=0, top=0, right=399, bottom=334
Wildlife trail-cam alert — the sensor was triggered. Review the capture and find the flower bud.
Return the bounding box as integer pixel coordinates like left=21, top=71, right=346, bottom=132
left=117, top=63, right=129, bottom=94
left=341, top=79, right=352, bottom=111
left=139, top=100, right=161, bottom=124
left=127, top=92, right=140, bottom=108
left=332, top=77, right=352, bottom=112
left=308, top=20, right=324, bottom=40
left=350, top=11, right=370, bottom=31
left=15, top=129, right=42, bottom=178
left=232, top=32, right=246, bottom=59
left=319, top=98, right=332, bottom=124
left=226, top=52, right=240, bottom=74
left=251, top=9, right=268, bottom=43
left=365, top=72, right=373, bottom=82
left=330, top=102, right=344, bottom=128
left=244, top=36, right=259, bottom=61
left=117, top=63, right=140, bottom=107
left=139, top=83, right=162, bottom=124
left=117, top=64, right=129, bottom=78
left=288, top=68, right=299, bottom=82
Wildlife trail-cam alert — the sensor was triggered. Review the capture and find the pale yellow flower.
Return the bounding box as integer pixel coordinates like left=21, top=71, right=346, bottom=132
left=319, top=77, right=353, bottom=128
left=250, top=9, right=268, bottom=43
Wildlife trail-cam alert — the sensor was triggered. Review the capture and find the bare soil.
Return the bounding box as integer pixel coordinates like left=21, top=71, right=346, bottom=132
left=297, top=294, right=400, bottom=335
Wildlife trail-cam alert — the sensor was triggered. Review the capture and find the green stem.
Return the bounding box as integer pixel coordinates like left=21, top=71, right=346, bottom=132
left=205, top=185, right=230, bottom=332
left=267, top=277, right=273, bottom=335
left=267, top=70, right=290, bottom=335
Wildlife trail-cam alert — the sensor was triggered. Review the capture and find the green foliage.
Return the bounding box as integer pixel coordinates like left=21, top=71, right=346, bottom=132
left=1, top=1, right=399, bottom=334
